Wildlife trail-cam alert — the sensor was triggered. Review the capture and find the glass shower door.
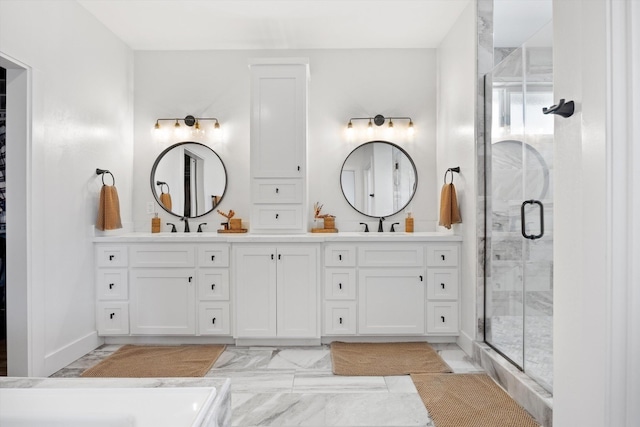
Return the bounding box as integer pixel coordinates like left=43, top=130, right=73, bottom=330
left=485, top=24, right=554, bottom=392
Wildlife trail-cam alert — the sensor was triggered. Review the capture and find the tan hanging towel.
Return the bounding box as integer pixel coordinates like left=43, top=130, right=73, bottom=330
left=439, top=183, right=462, bottom=229
left=160, top=192, right=172, bottom=211
left=96, top=185, right=123, bottom=231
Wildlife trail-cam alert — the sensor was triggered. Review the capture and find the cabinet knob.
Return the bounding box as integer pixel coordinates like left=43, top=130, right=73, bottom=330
left=419, top=275, right=423, bottom=282
left=276, top=213, right=279, bottom=219
left=338, top=283, right=342, bottom=290
left=212, top=318, right=216, bottom=325
left=339, top=317, right=343, bottom=324
left=276, top=188, right=279, bottom=193
left=278, top=254, right=281, bottom=260
left=109, top=283, right=114, bottom=289
left=441, top=283, right=445, bottom=289
left=110, top=313, right=115, bottom=319
left=211, top=255, right=215, bottom=261
left=211, top=284, right=216, bottom=290
left=441, top=316, right=446, bottom=322
left=109, top=255, right=115, bottom=261
left=188, top=276, right=193, bottom=283
left=338, top=254, right=342, bottom=261
left=297, top=166, right=301, bottom=172
left=441, top=254, right=446, bottom=261
left=271, top=254, right=274, bottom=260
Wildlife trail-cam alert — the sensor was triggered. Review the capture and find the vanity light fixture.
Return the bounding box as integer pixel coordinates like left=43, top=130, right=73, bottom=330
left=154, top=115, right=221, bottom=137
left=346, top=114, right=414, bottom=136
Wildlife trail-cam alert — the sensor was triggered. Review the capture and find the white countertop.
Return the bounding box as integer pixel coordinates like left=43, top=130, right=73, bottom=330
left=93, top=231, right=462, bottom=243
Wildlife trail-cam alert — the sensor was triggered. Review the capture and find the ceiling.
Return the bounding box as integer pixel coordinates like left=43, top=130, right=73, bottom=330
left=77, top=0, right=552, bottom=51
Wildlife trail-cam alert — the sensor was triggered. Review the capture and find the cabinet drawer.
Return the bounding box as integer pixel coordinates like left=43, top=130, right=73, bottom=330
left=324, top=245, right=356, bottom=267
left=426, top=302, right=459, bottom=335
left=358, top=245, right=424, bottom=267
left=427, top=269, right=459, bottom=300
left=198, top=302, right=231, bottom=335
left=324, top=302, right=356, bottom=335
left=130, top=245, right=195, bottom=268
left=96, top=268, right=128, bottom=300
left=97, top=302, right=129, bottom=335
left=197, top=245, right=230, bottom=267
left=252, top=179, right=302, bottom=204
left=426, top=245, right=459, bottom=267
left=198, top=269, right=230, bottom=300
left=251, top=205, right=303, bottom=229
left=324, top=268, right=356, bottom=300
left=96, top=246, right=128, bottom=267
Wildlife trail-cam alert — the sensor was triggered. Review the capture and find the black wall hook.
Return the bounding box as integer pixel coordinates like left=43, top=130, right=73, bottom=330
left=542, top=99, right=574, bottom=118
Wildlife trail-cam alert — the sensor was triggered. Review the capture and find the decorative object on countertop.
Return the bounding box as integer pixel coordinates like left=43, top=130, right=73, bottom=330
left=439, top=167, right=462, bottom=229
left=346, top=114, right=415, bottom=137
left=95, top=168, right=122, bottom=231
left=311, top=202, right=338, bottom=233
left=151, top=213, right=161, bottom=233
left=156, top=180, right=172, bottom=211
left=216, top=209, right=247, bottom=233
left=405, top=212, right=414, bottom=232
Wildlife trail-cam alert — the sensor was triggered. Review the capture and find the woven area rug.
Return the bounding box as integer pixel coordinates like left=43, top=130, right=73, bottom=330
left=81, top=345, right=226, bottom=378
left=411, top=373, right=540, bottom=427
left=330, top=342, right=452, bottom=376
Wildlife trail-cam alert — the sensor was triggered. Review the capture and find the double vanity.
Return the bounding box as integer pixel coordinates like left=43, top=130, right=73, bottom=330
left=95, top=59, right=461, bottom=346
left=94, top=233, right=461, bottom=345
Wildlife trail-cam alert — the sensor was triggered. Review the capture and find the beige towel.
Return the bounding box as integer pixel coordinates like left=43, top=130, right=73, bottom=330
left=160, top=192, right=172, bottom=211
left=96, top=185, right=122, bottom=231
left=439, top=183, right=461, bottom=229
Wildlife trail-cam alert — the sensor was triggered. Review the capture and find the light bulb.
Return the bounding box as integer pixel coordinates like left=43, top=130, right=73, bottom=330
left=346, top=120, right=354, bottom=138
left=367, top=119, right=374, bottom=135
left=408, top=120, right=415, bottom=136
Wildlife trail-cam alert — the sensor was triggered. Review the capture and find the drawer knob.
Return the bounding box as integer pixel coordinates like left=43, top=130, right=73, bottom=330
left=339, top=317, right=343, bottom=324
left=278, top=254, right=281, bottom=260
left=109, top=283, right=114, bottom=290
left=211, top=255, right=215, bottom=261
left=441, top=316, right=445, bottom=323
left=188, top=276, right=193, bottom=283
left=271, top=254, right=274, bottom=260
left=441, top=254, right=446, bottom=261
left=441, top=283, right=445, bottom=289
left=276, top=188, right=279, bottom=193
left=297, top=166, right=301, bottom=171
left=110, top=313, right=115, bottom=319
left=419, top=275, right=423, bottom=282
left=338, top=254, right=342, bottom=261
left=211, top=284, right=216, bottom=290
left=276, top=213, right=279, bottom=219
left=109, top=255, right=115, bottom=261
left=212, top=318, right=216, bottom=325
left=338, top=283, right=342, bottom=290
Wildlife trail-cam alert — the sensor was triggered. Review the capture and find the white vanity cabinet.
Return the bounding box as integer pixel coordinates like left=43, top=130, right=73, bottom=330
left=94, top=243, right=231, bottom=337
left=234, top=244, right=319, bottom=339
left=249, top=61, right=309, bottom=233
left=425, top=245, right=460, bottom=334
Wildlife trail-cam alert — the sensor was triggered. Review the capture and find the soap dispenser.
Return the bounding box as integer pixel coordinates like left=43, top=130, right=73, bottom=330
left=151, top=213, right=161, bottom=233
left=405, top=212, right=414, bottom=233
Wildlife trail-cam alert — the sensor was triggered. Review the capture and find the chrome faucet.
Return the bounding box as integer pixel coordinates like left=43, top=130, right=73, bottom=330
left=378, top=217, right=385, bottom=232
left=181, top=217, right=190, bottom=233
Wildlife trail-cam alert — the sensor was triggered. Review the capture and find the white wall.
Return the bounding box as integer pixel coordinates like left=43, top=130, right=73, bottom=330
left=553, top=0, right=640, bottom=426
left=133, top=49, right=437, bottom=232
left=436, top=1, right=477, bottom=353
left=0, top=0, right=134, bottom=376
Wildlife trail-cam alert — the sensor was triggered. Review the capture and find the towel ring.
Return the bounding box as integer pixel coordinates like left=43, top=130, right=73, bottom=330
left=444, top=166, right=460, bottom=184
left=156, top=181, right=170, bottom=194
left=96, top=168, right=115, bottom=186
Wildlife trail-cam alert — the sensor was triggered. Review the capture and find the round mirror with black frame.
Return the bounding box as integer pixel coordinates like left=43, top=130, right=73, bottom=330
left=150, top=141, right=227, bottom=218
left=340, top=140, right=418, bottom=218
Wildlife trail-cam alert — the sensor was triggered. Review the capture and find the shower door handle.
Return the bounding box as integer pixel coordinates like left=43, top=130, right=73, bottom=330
left=521, top=200, right=544, bottom=240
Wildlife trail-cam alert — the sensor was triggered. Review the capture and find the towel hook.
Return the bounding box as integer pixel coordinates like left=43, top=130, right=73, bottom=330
left=156, top=180, right=170, bottom=194
left=444, top=167, right=460, bottom=184
left=542, top=99, right=575, bottom=118
left=96, top=168, right=115, bottom=186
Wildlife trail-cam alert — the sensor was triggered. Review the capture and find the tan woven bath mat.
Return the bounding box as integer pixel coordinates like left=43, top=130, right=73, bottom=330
left=330, top=342, right=452, bottom=376
left=81, top=345, right=225, bottom=378
left=411, top=373, right=540, bottom=427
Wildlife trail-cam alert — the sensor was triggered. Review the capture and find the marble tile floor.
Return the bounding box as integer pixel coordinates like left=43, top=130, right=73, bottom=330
left=51, top=343, right=485, bottom=427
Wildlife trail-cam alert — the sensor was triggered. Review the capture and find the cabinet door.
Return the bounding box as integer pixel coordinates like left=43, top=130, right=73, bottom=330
left=358, top=268, right=426, bottom=335
left=129, top=269, right=195, bottom=335
left=276, top=246, right=318, bottom=338
left=234, top=246, right=277, bottom=337
left=250, top=64, right=307, bottom=178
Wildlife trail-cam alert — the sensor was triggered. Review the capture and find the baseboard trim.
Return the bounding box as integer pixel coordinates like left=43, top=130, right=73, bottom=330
left=43, top=332, right=103, bottom=376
